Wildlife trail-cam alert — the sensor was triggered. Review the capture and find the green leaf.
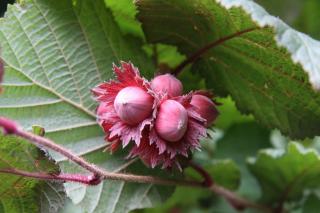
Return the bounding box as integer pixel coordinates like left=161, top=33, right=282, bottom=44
left=38, top=182, right=66, bottom=213
left=248, top=142, right=320, bottom=204
left=135, top=0, right=320, bottom=139
left=105, top=0, right=144, bottom=39
left=302, top=194, right=320, bottom=213
left=206, top=160, right=240, bottom=190
left=0, top=134, right=60, bottom=213
left=62, top=157, right=174, bottom=213
left=214, top=96, right=254, bottom=130
left=138, top=186, right=227, bottom=213
left=214, top=122, right=271, bottom=200
left=185, top=160, right=241, bottom=190
left=0, top=135, right=38, bottom=213
left=0, top=0, right=173, bottom=212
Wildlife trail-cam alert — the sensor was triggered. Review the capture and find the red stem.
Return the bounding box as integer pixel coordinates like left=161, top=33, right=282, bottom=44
left=0, top=117, right=18, bottom=134
left=0, top=117, right=272, bottom=212
left=0, top=168, right=101, bottom=185
left=0, top=117, right=202, bottom=186
left=209, top=184, right=271, bottom=212
left=188, top=161, right=213, bottom=187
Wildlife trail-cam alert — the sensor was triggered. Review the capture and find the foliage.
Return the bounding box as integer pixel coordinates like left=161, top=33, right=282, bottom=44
left=136, top=0, right=320, bottom=139
left=0, top=0, right=320, bottom=212
left=249, top=142, right=320, bottom=204
left=0, top=134, right=63, bottom=213
left=185, top=160, right=241, bottom=190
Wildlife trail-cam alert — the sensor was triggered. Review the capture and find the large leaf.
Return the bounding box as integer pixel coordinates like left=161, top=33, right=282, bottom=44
left=38, top=182, right=66, bottom=213
left=0, top=134, right=59, bottom=213
left=104, top=0, right=187, bottom=69
left=136, top=0, right=320, bottom=139
left=0, top=0, right=174, bottom=212
left=62, top=158, right=174, bottom=213
left=248, top=142, right=320, bottom=204
left=214, top=122, right=271, bottom=200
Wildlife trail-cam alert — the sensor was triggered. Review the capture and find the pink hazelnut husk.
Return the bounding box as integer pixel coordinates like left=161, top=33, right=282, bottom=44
left=96, top=103, right=108, bottom=116
left=190, top=94, right=218, bottom=127
left=155, top=100, right=188, bottom=142
left=151, top=74, right=183, bottom=97
left=114, top=86, right=153, bottom=125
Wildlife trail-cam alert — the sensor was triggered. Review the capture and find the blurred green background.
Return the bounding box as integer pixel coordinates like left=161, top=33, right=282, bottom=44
left=256, top=0, right=320, bottom=40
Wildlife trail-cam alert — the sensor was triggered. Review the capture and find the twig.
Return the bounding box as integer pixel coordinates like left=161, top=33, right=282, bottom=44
left=0, top=117, right=17, bottom=134
left=188, top=161, right=213, bottom=187
left=0, top=168, right=101, bottom=185
left=189, top=161, right=271, bottom=212
left=209, top=184, right=271, bottom=212
left=0, top=117, right=202, bottom=186
left=0, top=117, right=272, bottom=212
left=172, top=27, right=260, bottom=76
left=15, top=130, right=205, bottom=186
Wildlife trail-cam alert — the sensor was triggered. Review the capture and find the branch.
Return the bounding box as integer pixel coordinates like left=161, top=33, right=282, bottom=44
left=0, top=117, right=18, bottom=134
left=172, top=27, right=260, bottom=76
left=0, top=168, right=101, bottom=185
left=0, top=117, right=202, bottom=187
left=188, top=161, right=213, bottom=187
left=15, top=131, right=204, bottom=186
left=209, top=184, right=271, bottom=212
left=189, top=161, right=271, bottom=212
left=0, top=117, right=272, bottom=212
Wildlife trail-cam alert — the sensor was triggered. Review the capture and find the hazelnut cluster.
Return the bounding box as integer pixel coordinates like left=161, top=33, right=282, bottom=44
left=92, top=62, right=218, bottom=169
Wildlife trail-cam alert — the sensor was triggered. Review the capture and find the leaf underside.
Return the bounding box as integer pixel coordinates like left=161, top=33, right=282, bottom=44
left=0, top=0, right=173, bottom=212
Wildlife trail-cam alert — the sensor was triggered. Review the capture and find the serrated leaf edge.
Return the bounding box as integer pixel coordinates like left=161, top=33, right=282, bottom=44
left=247, top=142, right=320, bottom=165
